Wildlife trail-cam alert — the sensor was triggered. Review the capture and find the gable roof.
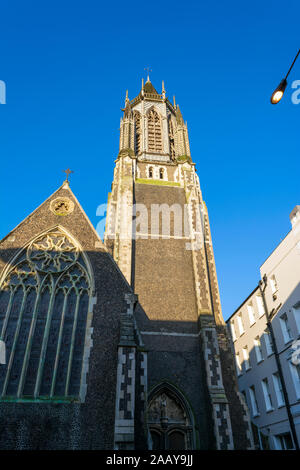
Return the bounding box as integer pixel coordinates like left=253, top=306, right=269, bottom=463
left=0, top=181, right=104, bottom=248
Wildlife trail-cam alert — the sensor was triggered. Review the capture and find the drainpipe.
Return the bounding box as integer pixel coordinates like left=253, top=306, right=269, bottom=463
left=259, top=276, right=299, bottom=450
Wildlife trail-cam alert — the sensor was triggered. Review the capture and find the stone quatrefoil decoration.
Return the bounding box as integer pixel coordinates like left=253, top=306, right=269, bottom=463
left=50, top=197, right=74, bottom=216
left=27, top=232, right=79, bottom=273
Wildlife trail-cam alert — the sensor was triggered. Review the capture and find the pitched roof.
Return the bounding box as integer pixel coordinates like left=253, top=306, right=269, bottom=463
left=0, top=181, right=105, bottom=250
left=144, top=80, right=159, bottom=95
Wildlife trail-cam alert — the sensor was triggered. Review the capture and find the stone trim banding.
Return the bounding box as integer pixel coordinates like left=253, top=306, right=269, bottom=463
left=141, top=331, right=199, bottom=337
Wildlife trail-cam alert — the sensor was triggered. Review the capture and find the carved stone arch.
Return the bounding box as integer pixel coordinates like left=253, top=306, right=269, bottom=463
left=0, top=226, right=94, bottom=402
left=146, top=106, right=163, bottom=153
left=147, top=382, right=196, bottom=450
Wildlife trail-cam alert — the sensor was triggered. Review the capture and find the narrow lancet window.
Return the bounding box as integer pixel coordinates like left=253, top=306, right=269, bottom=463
left=168, top=117, right=176, bottom=160
left=134, top=111, right=141, bottom=155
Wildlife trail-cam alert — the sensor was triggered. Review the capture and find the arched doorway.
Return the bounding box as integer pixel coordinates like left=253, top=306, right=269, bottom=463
left=147, top=384, right=195, bottom=450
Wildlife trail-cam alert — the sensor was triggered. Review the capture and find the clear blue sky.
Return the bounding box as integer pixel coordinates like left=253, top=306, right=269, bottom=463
left=0, top=0, right=299, bottom=320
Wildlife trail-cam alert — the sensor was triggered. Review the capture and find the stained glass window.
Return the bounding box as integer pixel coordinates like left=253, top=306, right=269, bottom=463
left=0, top=229, right=92, bottom=401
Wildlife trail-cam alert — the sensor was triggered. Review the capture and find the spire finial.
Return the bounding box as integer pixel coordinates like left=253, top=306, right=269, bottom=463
left=63, top=168, right=73, bottom=183
left=162, top=80, right=166, bottom=101
left=144, top=66, right=152, bottom=82
left=173, top=95, right=176, bottom=108
left=141, top=78, right=145, bottom=98
left=125, top=89, right=129, bottom=106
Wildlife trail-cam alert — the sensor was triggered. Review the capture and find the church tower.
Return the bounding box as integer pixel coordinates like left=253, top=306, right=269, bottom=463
left=105, top=78, right=254, bottom=449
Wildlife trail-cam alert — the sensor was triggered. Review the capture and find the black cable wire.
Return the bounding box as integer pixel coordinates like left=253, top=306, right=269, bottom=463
left=285, top=48, right=300, bottom=79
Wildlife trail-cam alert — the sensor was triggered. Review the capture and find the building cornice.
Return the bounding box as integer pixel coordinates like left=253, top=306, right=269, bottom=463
left=226, top=285, right=260, bottom=323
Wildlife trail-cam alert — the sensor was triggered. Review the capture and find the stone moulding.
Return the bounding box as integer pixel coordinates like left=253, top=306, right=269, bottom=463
left=135, top=178, right=180, bottom=187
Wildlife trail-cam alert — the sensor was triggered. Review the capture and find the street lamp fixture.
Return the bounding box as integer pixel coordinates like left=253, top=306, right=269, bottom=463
left=270, top=78, right=287, bottom=104
left=270, top=48, right=300, bottom=104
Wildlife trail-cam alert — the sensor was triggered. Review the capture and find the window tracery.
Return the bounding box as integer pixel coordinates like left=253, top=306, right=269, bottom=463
left=148, top=109, right=162, bottom=153
left=0, top=229, right=92, bottom=401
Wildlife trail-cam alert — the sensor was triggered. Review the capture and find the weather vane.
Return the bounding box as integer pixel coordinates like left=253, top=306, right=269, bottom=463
left=63, top=168, right=74, bottom=182
left=144, top=66, right=152, bottom=81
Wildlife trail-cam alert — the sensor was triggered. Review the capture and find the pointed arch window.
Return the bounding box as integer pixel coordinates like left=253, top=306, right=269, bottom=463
left=0, top=229, right=92, bottom=401
left=159, top=168, right=164, bottom=180
left=133, top=111, right=141, bottom=155
left=168, top=117, right=176, bottom=160
left=147, top=384, right=195, bottom=450
left=148, top=109, right=162, bottom=153
left=148, top=167, right=153, bottom=178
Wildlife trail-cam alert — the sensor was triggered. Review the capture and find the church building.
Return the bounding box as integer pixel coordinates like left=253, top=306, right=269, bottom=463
left=0, top=78, right=253, bottom=450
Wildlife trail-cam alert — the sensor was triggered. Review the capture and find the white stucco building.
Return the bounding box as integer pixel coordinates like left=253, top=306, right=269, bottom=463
left=227, top=205, right=300, bottom=450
